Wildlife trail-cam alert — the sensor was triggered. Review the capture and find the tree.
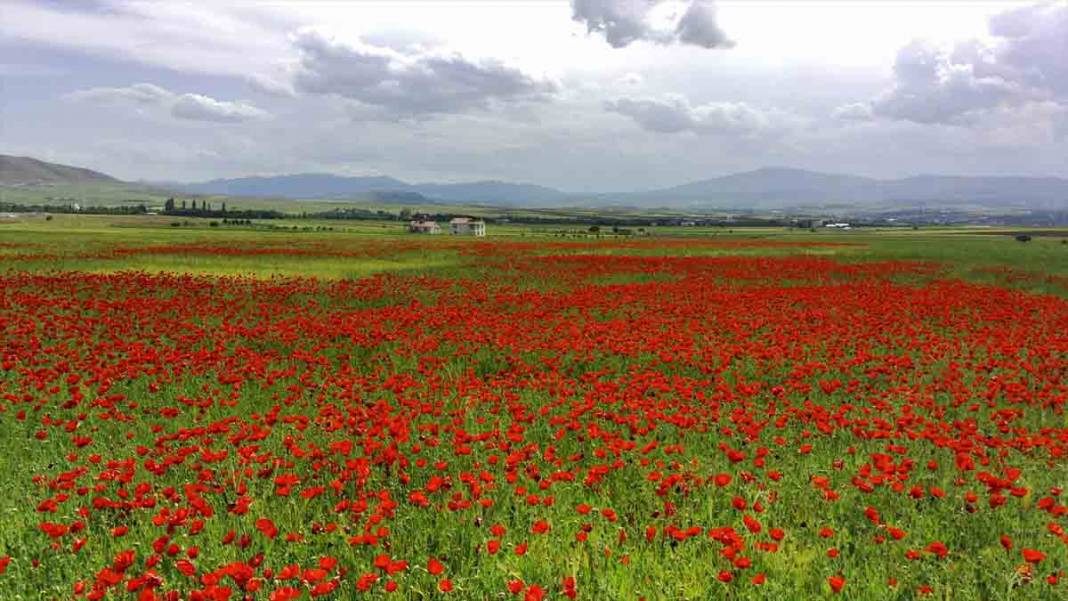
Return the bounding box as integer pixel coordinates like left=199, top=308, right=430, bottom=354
left=399, top=208, right=413, bottom=221
left=164, top=197, right=176, bottom=212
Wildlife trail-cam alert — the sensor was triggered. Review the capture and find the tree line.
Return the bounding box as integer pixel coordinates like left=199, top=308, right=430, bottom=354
left=161, top=198, right=284, bottom=220
left=0, top=202, right=149, bottom=215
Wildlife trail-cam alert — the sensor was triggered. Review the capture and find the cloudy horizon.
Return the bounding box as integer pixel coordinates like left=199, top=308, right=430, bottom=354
left=1, top=1, right=1066, bottom=192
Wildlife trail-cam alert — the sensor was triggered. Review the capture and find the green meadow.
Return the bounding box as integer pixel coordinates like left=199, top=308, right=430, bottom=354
left=0, top=213, right=1065, bottom=601
left=1, top=214, right=1064, bottom=293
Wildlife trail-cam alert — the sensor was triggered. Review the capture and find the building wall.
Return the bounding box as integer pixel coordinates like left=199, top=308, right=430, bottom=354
left=450, top=222, right=485, bottom=236
left=409, top=225, right=440, bottom=234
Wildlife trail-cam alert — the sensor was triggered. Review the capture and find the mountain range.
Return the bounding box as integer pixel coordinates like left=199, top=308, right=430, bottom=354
left=610, top=167, right=1068, bottom=210
left=2, top=154, right=1066, bottom=211
left=164, top=167, right=1068, bottom=210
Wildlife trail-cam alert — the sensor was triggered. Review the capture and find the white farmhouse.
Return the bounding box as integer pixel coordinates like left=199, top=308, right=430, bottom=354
left=449, top=217, right=486, bottom=236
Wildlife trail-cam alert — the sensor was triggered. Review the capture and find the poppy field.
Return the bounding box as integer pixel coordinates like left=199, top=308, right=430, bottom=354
left=0, top=227, right=1066, bottom=600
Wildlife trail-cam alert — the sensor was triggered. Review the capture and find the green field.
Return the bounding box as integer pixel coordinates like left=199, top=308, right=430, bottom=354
left=1, top=214, right=1065, bottom=292
left=0, top=215, right=1066, bottom=601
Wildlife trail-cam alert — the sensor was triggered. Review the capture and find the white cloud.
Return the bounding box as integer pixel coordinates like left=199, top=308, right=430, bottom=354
left=68, top=83, right=173, bottom=106
left=832, top=102, right=874, bottom=122
left=68, top=84, right=268, bottom=123
left=852, top=3, right=1067, bottom=126
left=870, top=40, right=1025, bottom=124
left=571, top=0, right=664, bottom=48
left=172, top=94, right=268, bottom=123
left=605, top=94, right=783, bottom=137
left=988, top=2, right=1068, bottom=97
left=291, top=30, right=556, bottom=115
left=571, top=0, right=733, bottom=49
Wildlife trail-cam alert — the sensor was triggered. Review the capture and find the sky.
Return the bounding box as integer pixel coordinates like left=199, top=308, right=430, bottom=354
left=1, top=0, right=1066, bottom=191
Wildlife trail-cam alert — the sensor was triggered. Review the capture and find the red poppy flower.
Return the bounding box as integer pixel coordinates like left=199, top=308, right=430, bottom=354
left=828, top=575, right=845, bottom=593
left=1022, top=549, right=1045, bottom=564
left=255, top=518, right=278, bottom=540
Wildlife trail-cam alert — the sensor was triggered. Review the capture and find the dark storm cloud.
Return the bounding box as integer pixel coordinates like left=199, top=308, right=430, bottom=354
left=675, top=1, right=733, bottom=49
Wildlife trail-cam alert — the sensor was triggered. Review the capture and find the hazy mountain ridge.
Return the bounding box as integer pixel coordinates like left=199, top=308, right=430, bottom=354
left=177, top=174, right=412, bottom=200
left=3, top=155, right=1066, bottom=210
left=608, top=167, right=1068, bottom=209
left=411, top=181, right=569, bottom=205
left=171, top=166, right=1068, bottom=210
left=174, top=174, right=570, bottom=206
left=625, top=167, right=879, bottom=207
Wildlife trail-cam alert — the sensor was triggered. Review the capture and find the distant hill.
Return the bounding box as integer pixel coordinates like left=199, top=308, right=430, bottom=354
left=617, top=167, right=1068, bottom=210
left=178, top=174, right=412, bottom=200
left=878, top=175, right=1068, bottom=209
left=633, top=167, right=877, bottom=207
left=0, top=154, right=120, bottom=186
left=411, top=180, right=569, bottom=205
left=173, top=174, right=570, bottom=206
